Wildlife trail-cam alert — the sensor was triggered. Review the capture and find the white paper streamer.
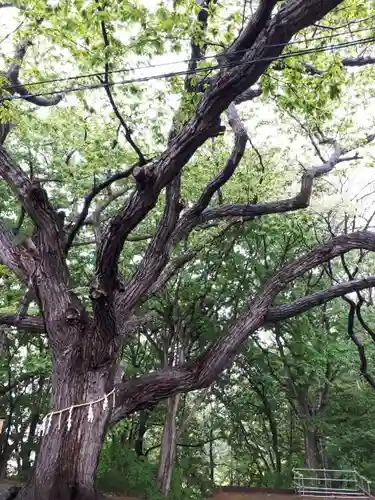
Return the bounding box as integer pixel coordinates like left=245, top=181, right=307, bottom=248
left=46, top=414, right=52, bottom=434
left=39, top=388, right=116, bottom=435
left=67, top=407, right=73, bottom=431
left=41, top=416, right=47, bottom=436
left=87, top=404, right=94, bottom=422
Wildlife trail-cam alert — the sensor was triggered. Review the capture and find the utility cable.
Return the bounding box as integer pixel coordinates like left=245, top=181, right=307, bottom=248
left=1, top=35, right=375, bottom=104
left=3, top=18, right=375, bottom=92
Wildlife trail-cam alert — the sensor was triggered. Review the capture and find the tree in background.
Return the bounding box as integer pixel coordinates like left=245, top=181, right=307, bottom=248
left=1, top=0, right=375, bottom=499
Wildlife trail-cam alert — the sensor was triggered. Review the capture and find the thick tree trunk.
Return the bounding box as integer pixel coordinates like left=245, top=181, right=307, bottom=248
left=157, top=394, right=181, bottom=496
left=16, top=360, right=114, bottom=500
left=303, top=426, right=321, bottom=470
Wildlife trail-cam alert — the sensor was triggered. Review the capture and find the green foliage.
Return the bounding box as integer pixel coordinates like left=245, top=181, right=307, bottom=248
left=97, top=442, right=201, bottom=500
left=98, top=443, right=164, bottom=500
left=2, top=0, right=375, bottom=496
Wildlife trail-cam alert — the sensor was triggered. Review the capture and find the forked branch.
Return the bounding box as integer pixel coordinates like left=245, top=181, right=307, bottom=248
left=112, top=102, right=248, bottom=318
left=65, top=162, right=142, bottom=252
left=3, top=33, right=64, bottom=109
left=0, top=221, right=35, bottom=280
left=170, top=142, right=345, bottom=244
left=224, top=0, right=279, bottom=61
left=111, top=230, right=375, bottom=421
left=94, top=0, right=344, bottom=296
left=0, top=146, right=62, bottom=252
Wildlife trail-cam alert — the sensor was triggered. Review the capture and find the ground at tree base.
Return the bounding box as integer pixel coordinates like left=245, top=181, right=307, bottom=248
left=209, top=492, right=327, bottom=500
left=0, top=483, right=331, bottom=500
left=0, top=480, right=139, bottom=500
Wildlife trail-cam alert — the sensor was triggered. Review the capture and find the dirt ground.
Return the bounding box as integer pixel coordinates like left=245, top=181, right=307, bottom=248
left=0, top=483, right=300, bottom=500
left=0, top=484, right=359, bottom=500
left=210, top=492, right=305, bottom=500
left=0, top=479, right=20, bottom=492
left=0, top=480, right=139, bottom=499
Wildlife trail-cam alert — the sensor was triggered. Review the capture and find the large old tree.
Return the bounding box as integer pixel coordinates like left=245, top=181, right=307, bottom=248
left=1, top=0, right=375, bottom=498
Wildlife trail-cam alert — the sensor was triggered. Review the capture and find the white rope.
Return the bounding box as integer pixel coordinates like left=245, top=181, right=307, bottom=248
left=38, top=388, right=116, bottom=436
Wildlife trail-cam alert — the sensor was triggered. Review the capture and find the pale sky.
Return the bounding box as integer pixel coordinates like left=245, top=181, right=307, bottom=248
left=1, top=3, right=375, bottom=229
left=1, top=4, right=375, bottom=473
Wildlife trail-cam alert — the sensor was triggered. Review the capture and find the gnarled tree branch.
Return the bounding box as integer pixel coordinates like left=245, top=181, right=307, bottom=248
left=0, top=310, right=157, bottom=337
left=111, top=229, right=375, bottom=422
left=0, top=147, right=85, bottom=347
left=266, top=275, right=375, bottom=323
left=94, top=0, right=344, bottom=297
left=170, top=142, right=345, bottom=244
left=112, top=102, right=248, bottom=320
left=1, top=30, right=64, bottom=137
left=0, top=146, right=63, bottom=253
left=65, top=161, right=144, bottom=252
left=0, top=220, right=35, bottom=280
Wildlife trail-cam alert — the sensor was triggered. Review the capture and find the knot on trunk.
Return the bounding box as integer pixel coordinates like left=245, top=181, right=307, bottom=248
left=89, top=276, right=108, bottom=301
left=133, top=166, right=155, bottom=190
left=29, top=180, right=49, bottom=205
left=66, top=307, right=82, bottom=322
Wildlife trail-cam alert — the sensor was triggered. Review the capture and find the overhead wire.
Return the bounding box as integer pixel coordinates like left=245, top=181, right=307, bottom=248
left=2, top=34, right=375, bottom=104
left=0, top=18, right=24, bottom=45
left=4, top=17, right=375, bottom=93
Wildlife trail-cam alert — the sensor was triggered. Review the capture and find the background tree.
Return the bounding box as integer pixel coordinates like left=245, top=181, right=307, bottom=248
left=1, top=1, right=375, bottom=499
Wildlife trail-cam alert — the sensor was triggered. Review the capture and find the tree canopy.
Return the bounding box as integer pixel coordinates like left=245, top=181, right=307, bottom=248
left=1, top=0, right=375, bottom=499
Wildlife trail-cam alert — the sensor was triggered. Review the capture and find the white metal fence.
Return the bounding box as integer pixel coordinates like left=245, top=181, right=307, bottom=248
left=293, top=469, right=372, bottom=499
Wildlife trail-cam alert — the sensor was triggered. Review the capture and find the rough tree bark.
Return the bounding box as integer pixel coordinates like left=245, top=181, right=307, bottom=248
left=23, top=406, right=105, bottom=498
left=157, top=385, right=207, bottom=495
left=14, top=358, right=114, bottom=500
left=133, top=410, right=149, bottom=457
left=157, top=394, right=181, bottom=496
left=157, top=341, right=185, bottom=496
left=2, top=0, right=375, bottom=499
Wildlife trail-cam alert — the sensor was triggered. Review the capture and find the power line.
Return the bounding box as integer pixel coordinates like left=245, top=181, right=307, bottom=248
left=2, top=35, right=375, bottom=104
left=0, top=19, right=24, bottom=45
left=4, top=17, right=375, bottom=93
left=4, top=36, right=375, bottom=102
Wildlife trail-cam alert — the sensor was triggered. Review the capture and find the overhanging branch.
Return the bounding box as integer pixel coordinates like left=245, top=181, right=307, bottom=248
left=94, top=0, right=344, bottom=296
left=0, top=313, right=44, bottom=332
left=0, top=220, right=35, bottom=280
left=0, top=311, right=157, bottom=337
left=266, top=276, right=375, bottom=322
left=111, top=229, right=375, bottom=422
left=171, top=142, right=345, bottom=243
left=65, top=162, right=144, bottom=252
left=3, top=30, right=64, bottom=112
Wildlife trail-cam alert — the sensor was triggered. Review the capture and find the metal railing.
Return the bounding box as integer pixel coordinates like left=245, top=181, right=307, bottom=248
left=293, top=469, right=372, bottom=499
